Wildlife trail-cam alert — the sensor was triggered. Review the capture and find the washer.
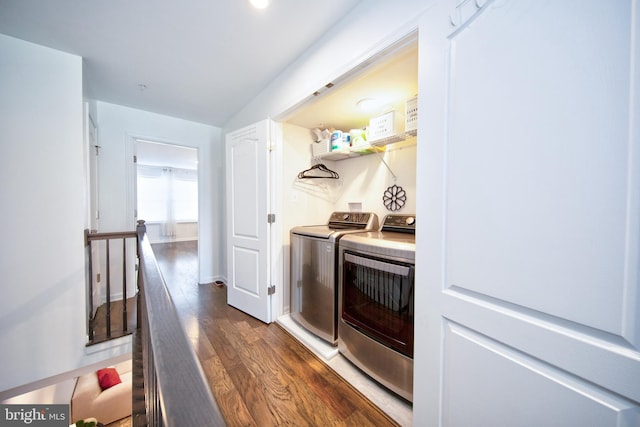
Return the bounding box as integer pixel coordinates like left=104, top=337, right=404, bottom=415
left=338, top=214, right=416, bottom=401
left=290, top=212, right=379, bottom=345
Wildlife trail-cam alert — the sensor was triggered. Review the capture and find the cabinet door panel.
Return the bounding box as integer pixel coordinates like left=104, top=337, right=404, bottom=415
left=443, top=0, right=632, bottom=336
left=443, top=322, right=639, bottom=427
left=415, top=0, right=640, bottom=425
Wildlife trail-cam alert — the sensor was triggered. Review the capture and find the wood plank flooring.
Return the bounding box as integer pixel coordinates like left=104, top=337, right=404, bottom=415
left=91, top=296, right=137, bottom=345
left=151, top=241, right=398, bottom=427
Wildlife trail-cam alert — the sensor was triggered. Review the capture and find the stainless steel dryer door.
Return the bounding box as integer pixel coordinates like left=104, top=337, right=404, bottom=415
left=290, top=232, right=337, bottom=344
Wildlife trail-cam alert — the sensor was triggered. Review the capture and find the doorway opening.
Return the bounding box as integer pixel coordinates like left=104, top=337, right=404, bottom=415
left=135, top=139, right=199, bottom=244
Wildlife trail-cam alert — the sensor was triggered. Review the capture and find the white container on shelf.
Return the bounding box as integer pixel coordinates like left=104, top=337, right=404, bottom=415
left=405, top=96, right=418, bottom=133
left=368, top=110, right=403, bottom=142
left=311, top=139, right=331, bottom=157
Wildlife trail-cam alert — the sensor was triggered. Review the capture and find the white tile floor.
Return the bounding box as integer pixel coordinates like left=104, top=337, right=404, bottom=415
left=277, top=315, right=413, bottom=427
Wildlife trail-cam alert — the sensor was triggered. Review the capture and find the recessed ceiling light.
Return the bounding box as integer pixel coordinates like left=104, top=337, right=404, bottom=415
left=250, top=0, right=269, bottom=9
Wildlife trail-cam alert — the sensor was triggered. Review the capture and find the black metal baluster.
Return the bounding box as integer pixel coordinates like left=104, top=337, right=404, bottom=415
left=123, top=237, right=127, bottom=333
left=106, top=239, right=111, bottom=338
left=86, top=232, right=94, bottom=343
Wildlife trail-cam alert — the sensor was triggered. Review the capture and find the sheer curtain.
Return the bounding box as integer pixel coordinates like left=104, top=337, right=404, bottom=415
left=137, top=165, right=198, bottom=241
left=161, top=167, right=177, bottom=238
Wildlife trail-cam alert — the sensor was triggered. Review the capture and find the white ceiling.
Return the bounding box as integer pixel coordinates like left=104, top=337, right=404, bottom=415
left=0, top=0, right=362, bottom=127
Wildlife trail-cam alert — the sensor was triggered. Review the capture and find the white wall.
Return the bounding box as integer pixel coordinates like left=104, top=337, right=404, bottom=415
left=0, top=34, right=89, bottom=392
left=282, top=124, right=337, bottom=230
left=96, top=102, right=223, bottom=284
left=329, top=143, right=417, bottom=218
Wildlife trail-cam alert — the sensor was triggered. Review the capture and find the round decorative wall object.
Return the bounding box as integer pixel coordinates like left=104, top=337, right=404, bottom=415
left=383, top=184, right=406, bottom=211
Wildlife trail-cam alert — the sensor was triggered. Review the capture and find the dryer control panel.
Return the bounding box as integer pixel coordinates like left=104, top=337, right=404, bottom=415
left=380, top=214, right=416, bottom=234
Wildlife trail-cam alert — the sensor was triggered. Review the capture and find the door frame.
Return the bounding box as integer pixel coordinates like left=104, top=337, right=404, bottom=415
left=125, top=134, right=202, bottom=280
left=270, top=120, right=284, bottom=321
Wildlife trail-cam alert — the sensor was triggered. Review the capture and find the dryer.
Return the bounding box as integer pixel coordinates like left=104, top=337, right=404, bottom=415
left=338, top=214, right=416, bottom=401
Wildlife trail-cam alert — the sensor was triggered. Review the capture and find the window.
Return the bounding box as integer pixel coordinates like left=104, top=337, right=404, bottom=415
left=137, top=166, right=198, bottom=223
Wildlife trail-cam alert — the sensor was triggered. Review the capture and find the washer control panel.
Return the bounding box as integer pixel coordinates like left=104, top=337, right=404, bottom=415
left=328, top=211, right=379, bottom=230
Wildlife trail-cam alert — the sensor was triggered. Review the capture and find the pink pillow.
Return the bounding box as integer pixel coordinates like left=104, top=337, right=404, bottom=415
left=96, top=368, right=121, bottom=391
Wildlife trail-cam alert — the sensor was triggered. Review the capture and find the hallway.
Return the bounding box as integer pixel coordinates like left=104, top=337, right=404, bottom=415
left=151, top=241, right=398, bottom=427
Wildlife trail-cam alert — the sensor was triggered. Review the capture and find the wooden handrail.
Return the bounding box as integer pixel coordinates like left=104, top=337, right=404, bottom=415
left=84, top=229, right=138, bottom=343
left=85, top=230, right=137, bottom=243
left=133, top=220, right=225, bottom=426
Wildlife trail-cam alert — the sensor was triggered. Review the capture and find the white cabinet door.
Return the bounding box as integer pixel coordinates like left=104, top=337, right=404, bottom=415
left=225, top=119, right=272, bottom=323
left=415, top=1, right=640, bottom=425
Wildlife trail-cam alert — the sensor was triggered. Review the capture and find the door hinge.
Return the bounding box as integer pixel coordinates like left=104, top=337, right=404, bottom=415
left=267, top=213, right=276, bottom=224
left=267, top=285, right=276, bottom=295
left=133, top=155, right=137, bottom=163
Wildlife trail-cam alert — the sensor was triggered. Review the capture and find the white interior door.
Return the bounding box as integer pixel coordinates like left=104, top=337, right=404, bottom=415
left=85, top=105, right=99, bottom=231
left=415, top=1, right=640, bottom=425
left=226, top=119, right=272, bottom=323
left=84, top=104, right=102, bottom=314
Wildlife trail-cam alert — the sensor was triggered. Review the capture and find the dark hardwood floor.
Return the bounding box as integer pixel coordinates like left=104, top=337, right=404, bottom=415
left=151, top=241, right=398, bottom=427
left=91, top=296, right=137, bottom=344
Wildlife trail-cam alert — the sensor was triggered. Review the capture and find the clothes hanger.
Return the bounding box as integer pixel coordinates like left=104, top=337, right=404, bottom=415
left=297, top=163, right=339, bottom=179
left=297, top=163, right=340, bottom=179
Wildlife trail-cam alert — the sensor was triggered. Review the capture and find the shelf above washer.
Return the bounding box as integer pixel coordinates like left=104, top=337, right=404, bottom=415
left=312, top=131, right=416, bottom=161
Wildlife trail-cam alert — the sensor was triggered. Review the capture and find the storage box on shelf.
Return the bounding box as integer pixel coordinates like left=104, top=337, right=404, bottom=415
left=369, top=111, right=405, bottom=146
left=311, top=141, right=352, bottom=160
left=405, top=96, right=418, bottom=135
left=311, top=139, right=331, bottom=158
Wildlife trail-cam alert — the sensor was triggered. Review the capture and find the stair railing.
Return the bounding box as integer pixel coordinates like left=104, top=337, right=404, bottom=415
left=84, top=228, right=138, bottom=344
left=133, top=220, right=224, bottom=426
